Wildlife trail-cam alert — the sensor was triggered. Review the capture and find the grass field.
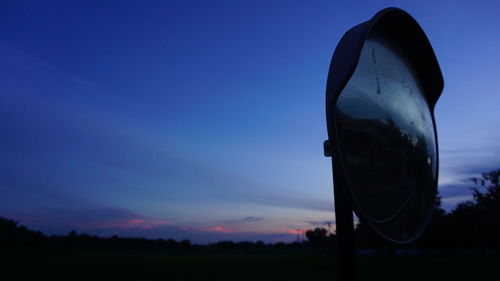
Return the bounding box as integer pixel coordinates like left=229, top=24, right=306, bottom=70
left=1, top=251, right=498, bottom=280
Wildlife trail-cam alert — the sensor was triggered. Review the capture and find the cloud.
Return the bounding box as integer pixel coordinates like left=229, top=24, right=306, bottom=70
left=198, top=226, right=231, bottom=233
left=437, top=140, right=500, bottom=210
left=242, top=216, right=263, bottom=222
left=441, top=195, right=473, bottom=209
left=223, top=216, right=264, bottom=224
left=7, top=207, right=169, bottom=234
left=438, top=183, right=473, bottom=211
left=438, top=171, right=498, bottom=211
left=245, top=194, right=334, bottom=213
left=306, top=220, right=334, bottom=227
left=440, top=142, right=500, bottom=182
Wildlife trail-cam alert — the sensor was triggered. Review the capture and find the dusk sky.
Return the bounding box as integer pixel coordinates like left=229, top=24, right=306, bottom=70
left=1, top=1, right=499, bottom=243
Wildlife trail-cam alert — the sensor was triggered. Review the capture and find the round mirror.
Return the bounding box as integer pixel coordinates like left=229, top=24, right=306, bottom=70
left=335, top=30, right=438, bottom=242
left=326, top=8, right=443, bottom=244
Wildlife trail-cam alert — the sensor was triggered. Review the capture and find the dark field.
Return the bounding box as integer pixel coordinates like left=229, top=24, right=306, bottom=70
left=1, top=251, right=498, bottom=281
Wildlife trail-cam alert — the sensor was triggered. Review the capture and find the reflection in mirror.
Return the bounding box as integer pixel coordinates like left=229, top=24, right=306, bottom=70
left=335, top=31, right=437, bottom=241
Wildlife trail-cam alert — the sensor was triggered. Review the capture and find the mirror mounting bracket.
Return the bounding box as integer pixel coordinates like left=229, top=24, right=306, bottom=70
left=323, top=140, right=332, bottom=157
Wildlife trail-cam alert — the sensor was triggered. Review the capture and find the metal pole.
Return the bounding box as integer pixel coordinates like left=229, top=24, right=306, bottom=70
left=332, top=160, right=357, bottom=281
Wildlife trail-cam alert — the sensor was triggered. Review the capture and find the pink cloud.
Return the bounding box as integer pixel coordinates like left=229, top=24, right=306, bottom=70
left=129, top=219, right=146, bottom=224
left=199, top=226, right=231, bottom=233
left=122, top=219, right=170, bottom=229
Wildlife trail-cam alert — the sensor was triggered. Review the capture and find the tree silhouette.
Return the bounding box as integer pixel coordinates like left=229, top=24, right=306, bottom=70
left=305, top=228, right=336, bottom=252
left=353, top=168, right=500, bottom=254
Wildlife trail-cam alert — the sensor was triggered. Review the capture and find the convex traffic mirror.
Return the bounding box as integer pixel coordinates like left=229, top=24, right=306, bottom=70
left=325, top=8, right=444, bottom=243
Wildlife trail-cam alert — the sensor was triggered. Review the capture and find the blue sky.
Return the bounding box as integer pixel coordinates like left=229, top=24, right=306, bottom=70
left=1, top=0, right=499, bottom=243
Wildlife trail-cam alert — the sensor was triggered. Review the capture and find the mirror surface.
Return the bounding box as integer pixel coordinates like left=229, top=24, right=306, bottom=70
left=335, top=32, right=437, bottom=241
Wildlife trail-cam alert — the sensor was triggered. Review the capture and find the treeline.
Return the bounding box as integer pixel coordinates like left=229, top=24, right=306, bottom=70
left=0, top=219, right=194, bottom=253
left=1, top=169, right=498, bottom=255
left=0, top=217, right=306, bottom=254
left=305, top=169, right=500, bottom=255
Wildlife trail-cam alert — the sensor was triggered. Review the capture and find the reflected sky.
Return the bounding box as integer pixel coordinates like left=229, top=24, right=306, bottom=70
left=336, top=33, right=437, bottom=241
